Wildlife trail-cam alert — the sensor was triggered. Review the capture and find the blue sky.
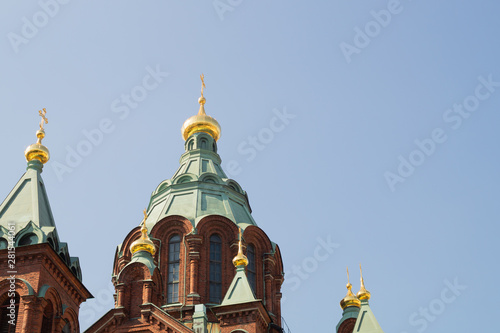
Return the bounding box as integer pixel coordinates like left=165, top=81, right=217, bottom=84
left=1, top=1, right=499, bottom=332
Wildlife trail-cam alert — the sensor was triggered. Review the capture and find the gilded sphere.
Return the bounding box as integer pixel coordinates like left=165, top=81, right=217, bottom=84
left=181, top=114, right=221, bottom=141
left=130, top=237, right=156, bottom=256
left=340, top=283, right=361, bottom=310
left=357, top=289, right=371, bottom=300
left=232, top=253, right=249, bottom=267
left=25, top=129, right=50, bottom=164
left=25, top=144, right=50, bottom=164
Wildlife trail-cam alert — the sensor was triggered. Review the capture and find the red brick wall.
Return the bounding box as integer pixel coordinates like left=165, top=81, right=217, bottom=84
left=0, top=243, right=90, bottom=333
left=110, top=214, right=285, bottom=331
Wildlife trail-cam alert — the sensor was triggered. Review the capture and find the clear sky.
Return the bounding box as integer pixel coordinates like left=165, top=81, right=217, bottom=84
left=1, top=1, right=499, bottom=332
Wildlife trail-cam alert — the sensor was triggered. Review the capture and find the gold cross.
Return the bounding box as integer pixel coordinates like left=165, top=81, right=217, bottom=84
left=142, top=209, right=148, bottom=225
left=38, top=108, right=48, bottom=130
left=200, top=74, right=206, bottom=97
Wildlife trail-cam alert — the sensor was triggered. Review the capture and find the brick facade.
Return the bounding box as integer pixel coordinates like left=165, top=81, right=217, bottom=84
left=0, top=243, right=92, bottom=332
left=85, top=215, right=284, bottom=332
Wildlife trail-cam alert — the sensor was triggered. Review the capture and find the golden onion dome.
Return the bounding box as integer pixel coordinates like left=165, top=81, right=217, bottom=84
left=25, top=129, right=50, bottom=164
left=130, top=210, right=156, bottom=256
left=356, top=264, right=371, bottom=301
left=340, top=267, right=361, bottom=310
left=340, top=282, right=361, bottom=309
left=25, top=109, right=50, bottom=164
left=181, top=74, right=221, bottom=141
left=232, top=228, right=248, bottom=267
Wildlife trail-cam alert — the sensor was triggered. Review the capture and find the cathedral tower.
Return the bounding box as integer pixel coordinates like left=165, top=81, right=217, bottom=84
left=0, top=110, right=92, bottom=333
left=86, top=76, right=284, bottom=333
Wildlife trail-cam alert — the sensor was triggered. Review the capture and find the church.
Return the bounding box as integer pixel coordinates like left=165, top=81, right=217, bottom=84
left=0, top=77, right=385, bottom=332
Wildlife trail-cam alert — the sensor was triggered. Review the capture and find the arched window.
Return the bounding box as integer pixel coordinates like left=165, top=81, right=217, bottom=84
left=167, top=235, right=181, bottom=304
left=209, top=234, right=222, bottom=303
left=62, top=321, right=72, bottom=333
left=188, top=140, right=194, bottom=151
left=200, top=139, right=208, bottom=150
left=40, top=301, right=54, bottom=333
left=47, top=237, right=56, bottom=250
left=0, top=293, right=19, bottom=333
left=247, top=244, right=256, bottom=293
left=18, top=233, right=38, bottom=246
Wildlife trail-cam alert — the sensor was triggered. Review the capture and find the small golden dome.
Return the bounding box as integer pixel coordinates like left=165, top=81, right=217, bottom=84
left=340, top=267, right=361, bottom=310
left=357, top=264, right=371, bottom=300
left=181, top=74, right=221, bottom=141
left=25, top=129, right=50, bottom=164
left=232, top=228, right=248, bottom=267
left=130, top=210, right=156, bottom=256
left=340, top=282, right=361, bottom=309
left=25, top=109, right=50, bottom=164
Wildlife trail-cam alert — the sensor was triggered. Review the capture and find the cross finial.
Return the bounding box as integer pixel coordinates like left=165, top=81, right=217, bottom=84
left=200, top=74, right=206, bottom=98
left=141, top=209, right=148, bottom=226
left=347, top=266, right=350, bottom=284
left=38, top=108, right=48, bottom=130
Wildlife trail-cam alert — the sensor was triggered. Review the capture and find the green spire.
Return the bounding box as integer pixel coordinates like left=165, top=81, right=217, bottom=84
left=0, top=114, right=83, bottom=281
left=353, top=299, right=385, bottom=333
left=0, top=159, right=56, bottom=231
left=221, top=264, right=256, bottom=306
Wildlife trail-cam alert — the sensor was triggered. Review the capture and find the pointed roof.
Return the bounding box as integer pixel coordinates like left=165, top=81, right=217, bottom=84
left=0, top=113, right=83, bottom=281
left=0, top=160, right=56, bottom=232
left=221, top=265, right=256, bottom=306
left=353, top=300, right=384, bottom=333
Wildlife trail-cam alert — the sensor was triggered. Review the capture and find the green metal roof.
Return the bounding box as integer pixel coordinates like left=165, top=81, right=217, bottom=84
left=118, top=250, right=157, bottom=279
left=144, top=132, right=257, bottom=231
left=0, top=160, right=56, bottom=231
left=0, top=160, right=83, bottom=281
left=221, top=265, right=256, bottom=306
left=353, top=300, right=384, bottom=333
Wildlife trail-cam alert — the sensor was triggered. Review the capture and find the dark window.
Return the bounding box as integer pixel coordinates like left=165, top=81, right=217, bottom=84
left=209, top=234, right=222, bottom=303
left=200, top=139, right=208, bottom=150
left=40, top=302, right=53, bottom=333
left=18, top=233, right=38, bottom=246
left=0, top=294, right=19, bottom=333
left=188, top=140, right=194, bottom=150
left=47, top=237, right=55, bottom=250
left=247, top=244, right=256, bottom=293
left=167, top=235, right=181, bottom=304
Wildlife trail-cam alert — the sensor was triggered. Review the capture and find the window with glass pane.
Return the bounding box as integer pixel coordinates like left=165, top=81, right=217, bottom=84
left=209, top=234, right=222, bottom=303
left=247, top=244, right=256, bottom=293
left=167, top=235, right=181, bottom=303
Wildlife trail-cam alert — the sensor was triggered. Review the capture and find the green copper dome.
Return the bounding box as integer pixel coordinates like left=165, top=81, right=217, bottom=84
left=144, top=132, right=256, bottom=231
